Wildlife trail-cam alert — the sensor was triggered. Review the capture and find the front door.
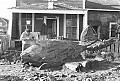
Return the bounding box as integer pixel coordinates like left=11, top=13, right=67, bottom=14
left=46, top=19, right=57, bottom=39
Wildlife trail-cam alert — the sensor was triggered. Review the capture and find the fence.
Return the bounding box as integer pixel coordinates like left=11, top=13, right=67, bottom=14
left=0, top=35, right=9, bottom=54
left=103, top=40, right=120, bottom=54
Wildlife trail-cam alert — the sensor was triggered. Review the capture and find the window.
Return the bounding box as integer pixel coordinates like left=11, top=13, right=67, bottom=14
left=66, top=14, right=77, bottom=39
left=21, top=13, right=32, bottom=33
left=109, top=22, right=118, bottom=38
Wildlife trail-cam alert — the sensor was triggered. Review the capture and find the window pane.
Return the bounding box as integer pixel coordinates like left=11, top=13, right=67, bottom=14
left=21, top=19, right=26, bottom=25
left=34, top=20, right=43, bottom=32
left=66, top=14, right=77, bottom=39
left=21, top=26, right=26, bottom=33
left=21, top=13, right=26, bottom=18
left=111, top=24, right=117, bottom=37
left=66, top=14, right=77, bottom=19
left=27, top=13, right=32, bottom=18
left=66, top=19, right=77, bottom=27
left=66, top=27, right=77, bottom=39
left=27, top=26, right=32, bottom=32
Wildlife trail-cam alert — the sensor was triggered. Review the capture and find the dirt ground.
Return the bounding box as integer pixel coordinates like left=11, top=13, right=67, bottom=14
left=0, top=39, right=119, bottom=81
left=0, top=60, right=120, bottom=81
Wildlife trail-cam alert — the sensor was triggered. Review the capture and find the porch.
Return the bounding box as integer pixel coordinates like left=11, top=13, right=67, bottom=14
left=8, top=9, right=87, bottom=40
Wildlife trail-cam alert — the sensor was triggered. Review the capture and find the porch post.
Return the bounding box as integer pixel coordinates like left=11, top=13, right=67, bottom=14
left=63, top=14, right=66, bottom=38
left=57, top=17, right=59, bottom=37
left=19, top=13, right=21, bottom=35
left=77, top=14, right=80, bottom=40
left=83, top=10, right=88, bottom=30
left=8, top=12, right=13, bottom=47
left=32, top=13, right=35, bottom=32
left=44, top=16, right=47, bottom=24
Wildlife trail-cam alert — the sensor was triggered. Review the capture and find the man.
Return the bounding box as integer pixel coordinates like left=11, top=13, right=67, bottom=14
left=20, top=28, right=34, bottom=51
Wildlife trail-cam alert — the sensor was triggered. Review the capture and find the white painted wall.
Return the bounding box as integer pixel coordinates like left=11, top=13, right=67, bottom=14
left=0, top=0, right=16, bottom=19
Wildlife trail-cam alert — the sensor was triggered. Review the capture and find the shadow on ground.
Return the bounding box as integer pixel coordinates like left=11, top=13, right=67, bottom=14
left=82, top=60, right=120, bottom=72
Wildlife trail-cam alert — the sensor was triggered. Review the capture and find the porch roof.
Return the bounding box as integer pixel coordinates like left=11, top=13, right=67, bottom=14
left=10, top=2, right=82, bottom=10
left=9, top=2, right=86, bottom=14
left=9, top=9, right=86, bottom=14
left=16, top=0, right=83, bottom=9
left=15, top=0, right=120, bottom=10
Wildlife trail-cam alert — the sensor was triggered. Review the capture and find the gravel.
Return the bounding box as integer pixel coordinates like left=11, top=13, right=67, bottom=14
left=0, top=60, right=120, bottom=81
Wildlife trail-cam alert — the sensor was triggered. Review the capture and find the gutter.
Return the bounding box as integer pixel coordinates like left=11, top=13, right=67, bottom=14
left=87, top=8, right=120, bottom=12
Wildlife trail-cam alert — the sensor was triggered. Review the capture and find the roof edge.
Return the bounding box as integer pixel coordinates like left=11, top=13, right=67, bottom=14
left=87, top=8, right=120, bottom=11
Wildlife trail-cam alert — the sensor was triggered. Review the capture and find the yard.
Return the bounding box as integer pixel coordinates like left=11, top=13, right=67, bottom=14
left=0, top=39, right=120, bottom=81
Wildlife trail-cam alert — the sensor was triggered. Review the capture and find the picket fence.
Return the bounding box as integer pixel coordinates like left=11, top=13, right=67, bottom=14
left=103, top=40, right=120, bottom=54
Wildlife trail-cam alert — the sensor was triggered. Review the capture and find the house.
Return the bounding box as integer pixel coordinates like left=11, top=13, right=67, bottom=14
left=8, top=0, right=87, bottom=42
left=0, top=17, right=8, bottom=35
left=0, top=17, right=9, bottom=53
left=86, top=0, right=120, bottom=40
left=7, top=0, right=120, bottom=48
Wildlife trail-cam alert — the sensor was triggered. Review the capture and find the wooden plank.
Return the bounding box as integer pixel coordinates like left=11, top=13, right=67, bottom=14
left=107, top=46, right=110, bottom=52
left=118, top=41, right=120, bottom=53
left=111, top=43, right=115, bottom=53
left=114, top=43, right=116, bottom=52
left=118, top=43, right=120, bottom=53
left=115, top=42, right=118, bottom=53
left=109, top=44, right=112, bottom=52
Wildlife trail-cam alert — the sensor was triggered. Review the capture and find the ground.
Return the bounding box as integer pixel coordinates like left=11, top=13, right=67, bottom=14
left=0, top=60, right=120, bottom=81
left=0, top=39, right=119, bottom=81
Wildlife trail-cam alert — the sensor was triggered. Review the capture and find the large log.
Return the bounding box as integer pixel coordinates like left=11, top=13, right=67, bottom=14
left=21, top=40, right=91, bottom=68
left=21, top=39, right=115, bottom=69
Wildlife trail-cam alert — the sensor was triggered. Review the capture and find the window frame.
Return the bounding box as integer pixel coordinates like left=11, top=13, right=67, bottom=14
left=109, top=22, right=118, bottom=39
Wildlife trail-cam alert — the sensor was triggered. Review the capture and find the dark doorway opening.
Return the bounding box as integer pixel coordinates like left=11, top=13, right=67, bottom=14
left=46, top=19, right=57, bottom=39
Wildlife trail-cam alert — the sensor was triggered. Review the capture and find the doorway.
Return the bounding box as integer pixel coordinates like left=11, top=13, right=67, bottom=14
left=92, top=26, right=100, bottom=39
left=46, top=19, right=57, bottom=39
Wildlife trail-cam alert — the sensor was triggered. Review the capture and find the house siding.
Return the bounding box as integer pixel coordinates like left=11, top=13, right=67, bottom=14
left=11, top=13, right=20, bottom=39
left=16, top=0, right=83, bottom=8
left=88, top=10, right=120, bottom=40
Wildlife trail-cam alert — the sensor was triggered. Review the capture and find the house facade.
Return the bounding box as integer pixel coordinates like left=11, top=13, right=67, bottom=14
left=8, top=0, right=120, bottom=44
left=86, top=0, right=120, bottom=40
left=0, top=17, right=8, bottom=35
left=8, top=0, right=87, bottom=42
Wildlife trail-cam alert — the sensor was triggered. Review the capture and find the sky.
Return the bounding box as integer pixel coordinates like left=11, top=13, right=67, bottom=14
left=0, top=0, right=16, bottom=19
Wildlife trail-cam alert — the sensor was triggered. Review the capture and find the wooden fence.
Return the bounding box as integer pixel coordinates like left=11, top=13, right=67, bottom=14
left=104, top=40, right=120, bottom=54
